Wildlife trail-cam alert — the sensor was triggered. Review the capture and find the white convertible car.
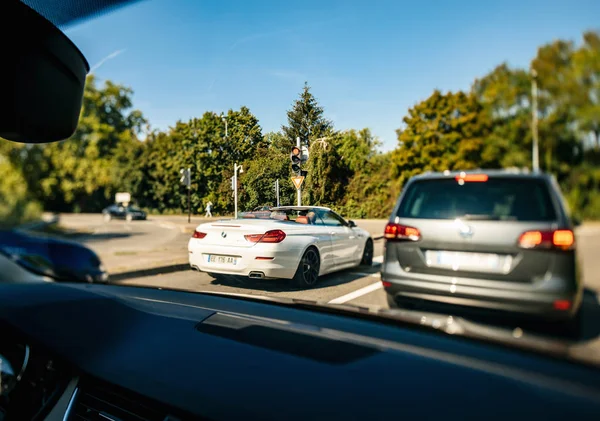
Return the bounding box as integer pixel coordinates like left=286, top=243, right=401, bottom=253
left=188, top=206, right=373, bottom=287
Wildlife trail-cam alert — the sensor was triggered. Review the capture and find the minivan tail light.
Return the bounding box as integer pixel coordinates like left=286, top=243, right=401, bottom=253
left=192, top=230, right=207, bottom=239
left=245, top=229, right=286, bottom=243
left=384, top=223, right=420, bottom=241
left=518, top=229, right=574, bottom=251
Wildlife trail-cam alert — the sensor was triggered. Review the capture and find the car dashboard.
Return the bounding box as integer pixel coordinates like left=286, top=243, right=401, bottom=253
left=0, top=282, right=599, bottom=421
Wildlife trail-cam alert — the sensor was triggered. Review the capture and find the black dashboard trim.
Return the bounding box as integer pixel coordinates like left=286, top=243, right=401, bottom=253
left=1, top=283, right=600, bottom=420
left=196, top=312, right=381, bottom=364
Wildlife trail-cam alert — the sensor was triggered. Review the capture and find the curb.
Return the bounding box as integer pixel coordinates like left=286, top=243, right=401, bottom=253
left=110, top=263, right=190, bottom=282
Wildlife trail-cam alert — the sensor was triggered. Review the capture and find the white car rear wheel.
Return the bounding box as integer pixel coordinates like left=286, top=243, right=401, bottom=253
left=293, top=247, right=320, bottom=288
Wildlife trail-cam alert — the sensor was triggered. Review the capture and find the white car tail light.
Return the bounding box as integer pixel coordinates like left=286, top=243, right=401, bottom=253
left=244, top=229, right=286, bottom=243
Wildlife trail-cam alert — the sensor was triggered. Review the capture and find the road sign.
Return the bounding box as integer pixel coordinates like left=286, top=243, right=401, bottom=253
left=115, top=192, right=131, bottom=204
left=291, top=176, right=305, bottom=190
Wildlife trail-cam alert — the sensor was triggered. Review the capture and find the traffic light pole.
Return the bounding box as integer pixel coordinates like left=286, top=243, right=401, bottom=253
left=187, top=184, right=191, bottom=223
left=234, top=163, right=243, bottom=219
left=234, top=165, right=238, bottom=219
left=180, top=168, right=191, bottom=223
left=296, top=137, right=301, bottom=206
left=531, top=68, right=539, bottom=173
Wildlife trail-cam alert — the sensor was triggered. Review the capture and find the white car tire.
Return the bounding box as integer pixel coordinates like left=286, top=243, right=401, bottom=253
left=293, top=247, right=321, bottom=288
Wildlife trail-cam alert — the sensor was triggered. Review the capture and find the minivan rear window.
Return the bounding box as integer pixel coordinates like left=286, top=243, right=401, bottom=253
left=397, top=178, right=558, bottom=221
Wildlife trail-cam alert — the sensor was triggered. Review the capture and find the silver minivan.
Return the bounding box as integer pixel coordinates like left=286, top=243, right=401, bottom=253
left=381, top=170, right=582, bottom=328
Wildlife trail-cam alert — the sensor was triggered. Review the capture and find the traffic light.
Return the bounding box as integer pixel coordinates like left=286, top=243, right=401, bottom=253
left=179, top=168, right=191, bottom=187
left=290, top=146, right=302, bottom=175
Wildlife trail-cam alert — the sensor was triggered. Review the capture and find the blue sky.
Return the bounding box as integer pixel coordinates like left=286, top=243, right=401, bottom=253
left=65, top=0, right=600, bottom=151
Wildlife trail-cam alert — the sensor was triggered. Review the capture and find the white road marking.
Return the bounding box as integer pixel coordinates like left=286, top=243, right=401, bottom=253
left=159, top=223, right=177, bottom=230
left=328, top=282, right=383, bottom=304
left=373, top=255, right=384, bottom=264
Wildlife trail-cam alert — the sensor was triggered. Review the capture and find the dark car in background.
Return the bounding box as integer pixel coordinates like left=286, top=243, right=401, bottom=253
left=0, top=230, right=109, bottom=284
left=102, top=204, right=147, bottom=222
left=381, top=169, right=582, bottom=329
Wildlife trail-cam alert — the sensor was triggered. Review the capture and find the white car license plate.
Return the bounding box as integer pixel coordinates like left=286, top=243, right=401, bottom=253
left=426, top=251, right=509, bottom=273
left=207, top=255, right=237, bottom=265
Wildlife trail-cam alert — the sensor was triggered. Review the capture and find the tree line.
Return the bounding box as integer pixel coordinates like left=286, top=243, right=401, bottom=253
left=1, top=30, right=599, bottom=224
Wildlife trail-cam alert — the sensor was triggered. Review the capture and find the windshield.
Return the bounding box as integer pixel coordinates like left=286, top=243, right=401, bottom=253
left=2, top=0, right=600, bottom=367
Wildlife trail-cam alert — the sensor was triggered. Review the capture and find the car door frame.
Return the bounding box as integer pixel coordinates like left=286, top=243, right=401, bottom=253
left=315, top=210, right=355, bottom=267
left=329, top=210, right=363, bottom=264
left=293, top=209, right=336, bottom=274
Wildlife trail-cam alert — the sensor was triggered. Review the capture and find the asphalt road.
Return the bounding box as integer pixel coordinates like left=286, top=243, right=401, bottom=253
left=55, top=214, right=600, bottom=365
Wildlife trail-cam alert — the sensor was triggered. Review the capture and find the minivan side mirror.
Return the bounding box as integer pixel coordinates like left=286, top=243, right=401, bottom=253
left=0, top=1, right=89, bottom=143
left=572, top=216, right=582, bottom=227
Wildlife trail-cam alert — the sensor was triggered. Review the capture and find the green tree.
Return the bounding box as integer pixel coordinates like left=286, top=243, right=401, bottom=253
left=335, top=128, right=379, bottom=173
left=302, top=137, right=349, bottom=206
left=281, top=82, right=333, bottom=147
left=473, top=63, right=533, bottom=168
left=341, top=152, right=395, bottom=219
left=532, top=38, right=581, bottom=173
left=239, top=149, right=295, bottom=210
left=572, top=31, right=600, bottom=150
left=264, top=131, right=291, bottom=154
left=133, top=106, right=264, bottom=215
left=132, top=130, right=184, bottom=212
left=391, top=90, right=491, bottom=187
left=33, top=75, right=147, bottom=211
left=0, top=156, right=41, bottom=227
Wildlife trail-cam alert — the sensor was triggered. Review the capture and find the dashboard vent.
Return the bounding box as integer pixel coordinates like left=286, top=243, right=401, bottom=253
left=68, top=381, right=183, bottom=421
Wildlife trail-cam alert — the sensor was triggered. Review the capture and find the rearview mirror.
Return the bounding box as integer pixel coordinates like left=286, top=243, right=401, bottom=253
left=0, top=1, right=89, bottom=143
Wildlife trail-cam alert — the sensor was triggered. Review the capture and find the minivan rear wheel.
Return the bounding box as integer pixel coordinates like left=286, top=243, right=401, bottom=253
left=386, top=292, right=398, bottom=309
left=558, top=309, right=582, bottom=339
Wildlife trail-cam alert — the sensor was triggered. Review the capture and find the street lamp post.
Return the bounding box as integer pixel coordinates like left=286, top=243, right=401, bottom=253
left=234, top=163, right=243, bottom=218
left=531, top=68, right=539, bottom=173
